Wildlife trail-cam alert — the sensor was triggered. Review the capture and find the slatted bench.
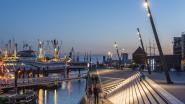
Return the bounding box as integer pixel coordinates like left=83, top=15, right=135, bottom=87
left=103, top=73, right=139, bottom=96
left=107, top=72, right=178, bottom=104
left=145, top=77, right=184, bottom=104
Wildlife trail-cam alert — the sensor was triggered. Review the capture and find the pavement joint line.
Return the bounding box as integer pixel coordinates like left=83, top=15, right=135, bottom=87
left=102, top=80, right=124, bottom=88
left=100, top=77, right=125, bottom=80
left=145, top=77, right=184, bottom=104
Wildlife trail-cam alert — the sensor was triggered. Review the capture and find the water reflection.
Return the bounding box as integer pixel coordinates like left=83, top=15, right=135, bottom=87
left=38, top=89, right=43, bottom=104
left=54, top=89, right=58, bottom=104
left=61, top=81, right=66, bottom=90
left=67, top=81, right=72, bottom=95
left=44, top=90, right=47, bottom=104
left=37, top=79, right=86, bottom=104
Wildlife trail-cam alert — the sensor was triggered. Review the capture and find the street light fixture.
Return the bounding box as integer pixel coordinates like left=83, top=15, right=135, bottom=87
left=107, top=51, right=112, bottom=67
left=108, top=51, right=111, bottom=57
left=143, top=2, right=148, bottom=8
left=143, top=0, right=173, bottom=83
left=114, top=42, right=118, bottom=48
left=121, top=49, right=125, bottom=53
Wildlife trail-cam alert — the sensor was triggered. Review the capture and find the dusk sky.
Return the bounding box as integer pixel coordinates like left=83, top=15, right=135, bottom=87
left=1, top=0, right=185, bottom=56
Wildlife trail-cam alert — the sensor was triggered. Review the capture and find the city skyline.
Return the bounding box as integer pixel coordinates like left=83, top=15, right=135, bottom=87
left=1, top=0, right=185, bottom=55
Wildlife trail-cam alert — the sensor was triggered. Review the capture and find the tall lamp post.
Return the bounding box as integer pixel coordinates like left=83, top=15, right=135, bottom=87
left=137, top=28, right=151, bottom=74
left=108, top=51, right=112, bottom=67
left=143, top=0, right=173, bottom=83
left=121, top=48, right=129, bottom=68
left=114, top=42, right=122, bottom=69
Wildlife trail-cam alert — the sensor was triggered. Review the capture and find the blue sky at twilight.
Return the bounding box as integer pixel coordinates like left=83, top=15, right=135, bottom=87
left=0, top=0, right=185, bottom=55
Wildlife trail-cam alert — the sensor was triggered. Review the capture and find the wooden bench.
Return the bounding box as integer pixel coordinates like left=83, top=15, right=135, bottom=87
left=107, top=72, right=172, bottom=104
left=103, top=73, right=139, bottom=96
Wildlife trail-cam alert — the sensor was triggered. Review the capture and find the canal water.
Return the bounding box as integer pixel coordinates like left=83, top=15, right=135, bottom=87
left=37, top=79, right=86, bottom=104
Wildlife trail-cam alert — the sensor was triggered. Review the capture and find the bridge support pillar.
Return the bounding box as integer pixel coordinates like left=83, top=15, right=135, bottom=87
left=37, top=67, right=40, bottom=78
left=15, top=68, right=18, bottom=94
left=32, top=70, right=35, bottom=78
left=45, top=66, right=49, bottom=77
left=66, top=67, right=69, bottom=78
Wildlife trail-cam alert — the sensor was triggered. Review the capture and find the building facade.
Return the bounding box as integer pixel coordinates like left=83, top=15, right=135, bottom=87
left=173, top=37, right=181, bottom=57
left=121, top=53, right=128, bottom=64
left=173, top=32, right=185, bottom=70
left=181, top=34, right=185, bottom=58
left=173, top=33, right=185, bottom=58
left=132, top=47, right=146, bottom=65
left=147, top=55, right=181, bottom=71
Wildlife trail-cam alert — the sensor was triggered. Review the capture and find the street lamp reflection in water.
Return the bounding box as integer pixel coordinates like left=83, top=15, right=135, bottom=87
left=61, top=81, right=66, bottom=90
left=44, top=90, right=47, bottom=104
left=38, top=89, right=44, bottom=104
left=67, top=81, right=72, bottom=95
left=54, top=89, right=58, bottom=104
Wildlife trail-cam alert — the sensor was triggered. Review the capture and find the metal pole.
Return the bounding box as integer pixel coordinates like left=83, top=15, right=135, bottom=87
left=143, top=0, right=173, bottom=83
left=15, top=69, right=18, bottom=94
left=137, top=28, right=151, bottom=74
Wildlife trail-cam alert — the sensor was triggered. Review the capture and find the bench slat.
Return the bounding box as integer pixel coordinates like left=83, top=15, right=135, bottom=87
left=142, top=80, right=166, bottom=104
left=136, top=78, right=150, bottom=104
left=133, top=78, right=144, bottom=104
left=140, top=80, right=157, bottom=104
